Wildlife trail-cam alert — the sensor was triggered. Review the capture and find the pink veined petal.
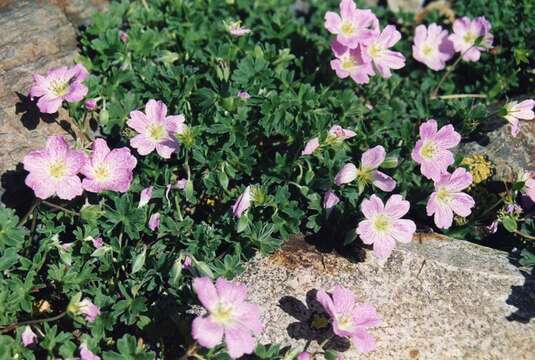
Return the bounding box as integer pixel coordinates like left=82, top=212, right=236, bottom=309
left=331, top=59, right=350, bottom=79
left=445, top=168, right=473, bottom=192
left=384, top=194, right=410, bottom=218
left=72, top=64, right=89, bottom=82
left=361, top=145, right=385, bottom=169
left=356, top=219, right=379, bottom=245
left=428, top=197, right=454, bottom=229
left=64, top=149, right=87, bottom=175
left=372, top=234, right=396, bottom=259
left=372, top=171, right=396, bottom=192
left=145, top=99, right=167, bottom=122
left=30, top=74, right=49, bottom=97
left=390, top=219, right=416, bottom=243
left=46, top=135, right=69, bottom=159
left=324, top=12, right=342, bottom=34
left=335, top=163, right=358, bottom=185
left=192, top=316, right=224, bottom=349
left=37, top=94, right=63, bottom=114
left=316, top=289, right=336, bottom=318
left=224, top=326, right=256, bottom=359
left=127, top=110, right=150, bottom=133
left=55, top=176, right=83, bottom=200
left=353, top=303, right=382, bottom=328
left=435, top=124, right=461, bottom=148
left=413, top=25, right=427, bottom=47
left=64, top=82, right=88, bottom=102
left=301, top=137, right=320, bottom=155
left=234, top=302, right=263, bottom=335
left=449, top=193, right=475, bottom=217
left=25, top=173, right=57, bottom=199
left=155, top=138, right=178, bottom=159
left=339, top=0, right=357, bottom=19
left=23, top=150, right=50, bottom=174
left=130, top=134, right=156, bottom=156
left=331, top=285, right=356, bottom=315
left=166, top=115, right=186, bottom=133
left=351, top=328, right=377, bottom=353
left=90, top=138, right=111, bottom=166
left=419, top=157, right=450, bottom=181
left=107, top=147, right=137, bottom=171
left=419, top=119, right=438, bottom=139
left=193, top=277, right=219, bottom=311
left=508, top=118, right=520, bottom=137
left=215, top=278, right=248, bottom=304
left=379, top=25, right=401, bottom=48
left=331, top=40, right=348, bottom=58
left=462, top=47, right=481, bottom=62
left=361, top=195, right=384, bottom=219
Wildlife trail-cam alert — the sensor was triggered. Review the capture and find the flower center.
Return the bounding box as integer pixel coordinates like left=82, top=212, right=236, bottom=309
left=211, top=303, right=234, bottom=325
left=336, top=314, right=354, bottom=332
left=50, top=80, right=70, bottom=97
left=422, top=43, right=435, bottom=57
left=94, top=166, right=109, bottom=181
left=340, top=21, right=355, bottom=37
left=463, top=31, right=477, bottom=45
left=148, top=123, right=166, bottom=141
left=48, top=161, right=66, bottom=179
left=356, top=167, right=373, bottom=183
left=340, top=55, right=356, bottom=71
left=420, top=140, right=438, bottom=160
left=368, top=43, right=383, bottom=59
left=372, top=214, right=392, bottom=233
left=436, top=187, right=451, bottom=203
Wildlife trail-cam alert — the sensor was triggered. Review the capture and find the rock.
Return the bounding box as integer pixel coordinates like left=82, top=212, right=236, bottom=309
left=387, top=0, right=425, bottom=13
left=237, top=235, right=535, bottom=359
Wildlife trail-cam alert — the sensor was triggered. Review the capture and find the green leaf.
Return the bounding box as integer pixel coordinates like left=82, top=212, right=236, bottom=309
left=502, top=216, right=518, bottom=233
left=131, top=246, right=147, bottom=274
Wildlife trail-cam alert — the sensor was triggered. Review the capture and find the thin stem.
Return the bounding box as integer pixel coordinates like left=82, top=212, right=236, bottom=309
left=19, top=199, right=41, bottom=226
left=514, top=230, right=535, bottom=241
left=0, top=311, right=66, bottom=334
left=434, top=93, right=487, bottom=100
left=41, top=201, right=80, bottom=216
left=430, top=55, right=464, bottom=99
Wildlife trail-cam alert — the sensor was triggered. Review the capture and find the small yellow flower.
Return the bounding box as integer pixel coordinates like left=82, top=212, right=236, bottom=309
left=461, top=154, right=493, bottom=185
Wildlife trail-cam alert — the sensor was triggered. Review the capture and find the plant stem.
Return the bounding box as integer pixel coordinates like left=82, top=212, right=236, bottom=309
left=41, top=201, right=80, bottom=216
left=430, top=55, right=464, bottom=99
left=434, top=93, right=487, bottom=100
left=514, top=230, right=535, bottom=241
left=0, top=311, right=67, bottom=334
left=19, top=199, right=41, bottom=226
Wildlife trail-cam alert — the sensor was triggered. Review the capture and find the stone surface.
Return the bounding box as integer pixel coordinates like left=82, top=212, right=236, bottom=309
left=237, top=235, right=535, bottom=359
left=387, top=0, right=425, bottom=13
left=459, top=97, right=535, bottom=183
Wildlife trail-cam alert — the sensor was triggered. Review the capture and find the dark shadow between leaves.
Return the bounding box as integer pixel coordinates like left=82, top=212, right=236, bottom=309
left=279, top=289, right=350, bottom=352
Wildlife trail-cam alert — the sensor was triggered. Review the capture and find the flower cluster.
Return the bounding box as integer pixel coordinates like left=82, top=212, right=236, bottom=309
left=413, top=16, right=493, bottom=71
left=325, top=0, right=405, bottom=84
left=501, top=99, right=535, bottom=137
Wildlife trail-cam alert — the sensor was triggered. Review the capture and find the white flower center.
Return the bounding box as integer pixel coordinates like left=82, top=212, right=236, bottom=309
left=463, top=31, right=477, bottom=45
left=148, top=123, right=166, bottom=141
left=421, top=43, right=435, bottom=57
left=340, top=55, right=356, bottom=71
left=340, top=21, right=356, bottom=37
left=211, top=302, right=235, bottom=325
left=372, top=214, right=392, bottom=233
left=94, top=165, right=109, bottom=181
left=336, top=314, right=354, bottom=332
left=368, top=43, right=383, bottom=59
left=48, top=160, right=67, bottom=179
left=436, top=186, right=452, bottom=203
left=419, top=140, right=438, bottom=160
left=50, top=80, right=70, bottom=97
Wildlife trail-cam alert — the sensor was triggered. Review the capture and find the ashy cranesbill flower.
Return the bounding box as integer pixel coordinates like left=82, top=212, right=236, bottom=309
left=449, top=16, right=493, bottom=62
left=412, top=24, right=454, bottom=71
left=183, top=256, right=192, bottom=270
left=502, top=99, right=534, bottom=137
left=149, top=213, right=161, bottom=231
left=328, top=125, right=357, bottom=140
left=331, top=41, right=374, bottom=84
left=298, top=352, right=312, bottom=360
left=227, top=21, right=251, bottom=36
left=85, top=98, right=97, bottom=111
left=118, top=30, right=128, bottom=43
left=30, top=64, right=89, bottom=114
left=21, top=326, right=37, bottom=347
left=364, top=25, right=406, bottom=78
left=78, top=298, right=101, bottom=322
left=80, top=344, right=100, bottom=360
left=301, top=137, right=320, bottom=156
left=81, top=138, right=137, bottom=193
left=192, top=277, right=263, bottom=359
left=175, top=178, right=188, bottom=190
left=411, top=119, right=461, bottom=181
left=323, top=190, right=340, bottom=209
left=23, top=135, right=86, bottom=200
left=356, top=194, right=416, bottom=259
left=92, top=237, right=104, bottom=249
left=232, top=186, right=251, bottom=218
left=520, top=172, right=535, bottom=203
left=324, top=0, right=379, bottom=49
left=237, top=91, right=251, bottom=100
left=426, top=168, right=475, bottom=229
left=127, top=99, right=186, bottom=159
left=138, top=186, right=153, bottom=208
left=335, top=145, right=396, bottom=192
left=316, top=285, right=381, bottom=353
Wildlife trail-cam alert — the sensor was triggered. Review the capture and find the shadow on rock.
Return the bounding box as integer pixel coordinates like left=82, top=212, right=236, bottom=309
left=1, top=163, right=35, bottom=217
left=15, top=92, right=58, bottom=130
left=279, top=289, right=350, bottom=352
left=506, top=266, right=535, bottom=323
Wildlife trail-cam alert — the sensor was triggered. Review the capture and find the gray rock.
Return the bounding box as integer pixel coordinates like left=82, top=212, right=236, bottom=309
left=237, top=235, right=535, bottom=359
left=387, top=0, right=425, bottom=13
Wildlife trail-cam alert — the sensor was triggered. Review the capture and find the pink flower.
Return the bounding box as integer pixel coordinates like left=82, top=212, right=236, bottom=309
left=78, top=298, right=101, bottom=322
left=323, top=190, right=340, bottom=209
left=298, top=352, right=312, bottom=360
left=324, top=0, right=379, bottom=49
left=330, top=41, right=374, bottom=84
left=175, top=178, right=188, bottom=190
left=183, top=256, right=192, bottom=270
left=85, top=98, right=97, bottom=111
left=92, top=237, right=104, bottom=249
left=364, top=25, right=405, bottom=78
left=232, top=186, right=251, bottom=218
left=81, top=139, right=137, bottom=193
left=192, top=277, right=263, bottom=359
left=328, top=125, right=356, bottom=140
left=149, top=213, right=161, bottom=231
left=21, top=326, right=37, bottom=347
left=521, top=173, right=535, bottom=203
left=62, top=242, right=74, bottom=251
left=119, top=30, right=128, bottom=43
left=503, top=99, right=534, bottom=137
left=138, top=186, right=153, bottom=208
left=356, top=194, right=416, bottom=259
left=486, top=220, right=498, bottom=234
left=227, top=21, right=251, bottom=36
left=316, top=285, right=381, bottom=353
left=301, top=137, right=320, bottom=155
left=127, top=99, right=186, bottom=159
left=237, top=91, right=251, bottom=100
left=80, top=344, right=100, bottom=360
left=426, top=168, right=475, bottom=229
left=22, top=135, right=86, bottom=200
left=335, top=145, right=396, bottom=192
left=449, top=16, right=493, bottom=62
left=411, top=119, right=461, bottom=181
left=412, top=24, right=454, bottom=71
left=30, top=64, right=89, bottom=113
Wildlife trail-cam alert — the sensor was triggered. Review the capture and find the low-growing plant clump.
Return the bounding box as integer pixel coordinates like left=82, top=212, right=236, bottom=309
left=0, top=0, right=534, bottom=359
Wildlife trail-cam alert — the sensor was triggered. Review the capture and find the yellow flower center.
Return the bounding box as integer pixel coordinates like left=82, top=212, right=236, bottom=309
left=372, top=214, right=392, bottom=233
left=422, top=44, right=435, bottom=57
left=50, top=80, right=70, bottom=97
left=368, top=43, right=383, bottom=58
left=48, top=161, right=66, bottom=179
left=148, top=123, right=166, bottom=141
left=340, top=22, right=355, bottom=37
left=211, top=303, right=234, bottom=325
left=356, top=167, right=373, bottom=183
left=94, top=166, right=109, bottom=181
left=336, top=315, right=354, bottom=332
left=420, top=140, right=438, bottom=160
left=463, top=31, right=477, bottom=45
left=436, top=187, right=451, bottom=202
left=340, top=56, right=356, bottom=71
